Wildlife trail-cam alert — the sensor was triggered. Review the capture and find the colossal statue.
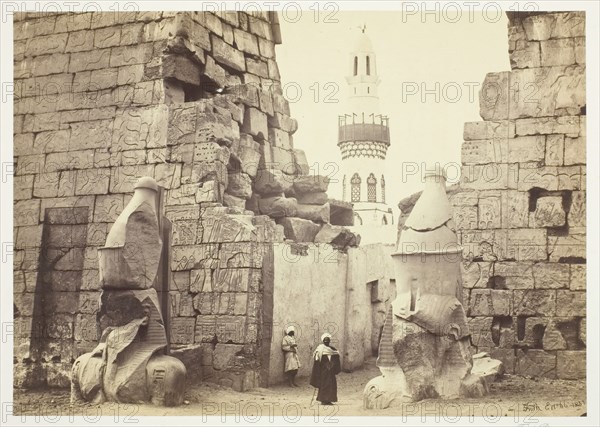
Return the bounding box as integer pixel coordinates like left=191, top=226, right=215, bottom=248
left=364, top=171, right=491, bottom=409
left=71, top=177, right=186, bottom=407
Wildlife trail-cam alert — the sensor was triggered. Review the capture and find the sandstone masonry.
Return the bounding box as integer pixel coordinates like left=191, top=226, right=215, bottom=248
left=451, top=12, right=585, bottom=380
left=13, top=11, right=356, bottom=389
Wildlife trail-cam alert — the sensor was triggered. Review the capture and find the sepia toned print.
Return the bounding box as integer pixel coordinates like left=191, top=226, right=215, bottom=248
left=5, top=3, right=595, bottom=424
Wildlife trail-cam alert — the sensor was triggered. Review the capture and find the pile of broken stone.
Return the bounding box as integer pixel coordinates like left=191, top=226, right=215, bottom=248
left=253, top=171, right=360, bottom=250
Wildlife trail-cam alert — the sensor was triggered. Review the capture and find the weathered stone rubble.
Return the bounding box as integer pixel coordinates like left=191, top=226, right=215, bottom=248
left=398, top=12, right=586, bottom=381
left=13, top=11, right=358, bottom=390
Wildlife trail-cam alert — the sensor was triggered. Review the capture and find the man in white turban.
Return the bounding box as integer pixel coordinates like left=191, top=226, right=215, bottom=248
left=310, top=333, right=341, bottom=405
left=282, top=326, right=301, bottom=387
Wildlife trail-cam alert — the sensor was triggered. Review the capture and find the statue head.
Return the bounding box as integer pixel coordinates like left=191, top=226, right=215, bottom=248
left=133, top=176, right=159, bottom=203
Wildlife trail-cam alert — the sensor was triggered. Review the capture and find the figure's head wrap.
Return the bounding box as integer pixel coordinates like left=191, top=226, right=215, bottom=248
left=314, top=333, right=337, bottom=361
left=285, top=326, right=296, bottom=335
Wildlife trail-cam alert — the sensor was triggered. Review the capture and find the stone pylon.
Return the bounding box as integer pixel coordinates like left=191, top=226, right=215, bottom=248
left=364, top=171, right=487, bottom=409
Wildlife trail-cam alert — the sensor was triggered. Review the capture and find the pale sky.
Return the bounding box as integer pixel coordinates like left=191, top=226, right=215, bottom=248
left=276, top=11, right=510, bottom=213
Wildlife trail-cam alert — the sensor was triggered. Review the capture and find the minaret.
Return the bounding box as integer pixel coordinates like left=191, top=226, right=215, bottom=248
left=338, top=26, right=394, bottom=244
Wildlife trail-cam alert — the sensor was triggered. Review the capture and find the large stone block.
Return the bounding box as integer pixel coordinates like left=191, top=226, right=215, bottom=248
left=257, top=195, right=297, bottom=218
left=467, top=317, right=495, bottom=348
left=461, top=164, right=518, bottom=191
left=241, top=107, right=268, bottom=141
left=246, top=57, right=268, bottom=78
left=171, top=244, right=219, bottom=271
left=277, top=217, right=321, bottom=242
left=460, top=261, right=492, bottom=289
left=556, top=290, right=585, bottom=317
left=478, top=195, right=502, bottom=229
left=233, top=28, right=259, bottom=55
left=557, top=165, right=584, bottom=191
left=293, top=149, right=309, bottom=175
left=469, top=289, right=512, bottom=316
left=171, top=317, right=196, bottom=344
left=500, top=190, right=530, bottom=228
left=461, top=139, right=507, bottom=165
left=540, top=38, right=576, bottom=66
left=268, top=127, right=291, bottom=150
left=271, top=147, right=295, bottom=174
left=508, top=135, right=545, bottom=163
left=515, top=116, right=579, bottom=137
left=564, top=136, right=585, bottom=165
left=75, top=168, right=110, bottom=195
left=69, top=49, right=111, bottom=72
left=215, top=315, right=247, bottom=344
left=237, top=134, right=261, bottom=178
left=513, top=290, right=556, bottom=316
left=532, top=263, right=569, bottom=289
left=295, top=203, right=330, bottom=223
left=112, top=105, right=168, bottom=151
left=254, top=169, right=293, bottom=195
left=217, top=268, right=260, bottom=294
left=213, top=344, right=244, bottom=371
left=162, top=54, right=201, bottom=86
left=480, top=67, right=585, bottom=120
left=292, top=175, right=329, bottom=194
left=556, top=350, right=586, bottom=379
left=506, top=228, right=547, bottom=262
left=530, top=196, right=566, bottom=228
left=517, top=165, right=558, bottom=192
left=570, top=264, right=586, bottom=290
left=199, top=214, right=256, bottom=244
left=515, top=349, right=556, bottom=378
left=522, top=12, right=585, bottom=41
left=227, top=172, right=253, bottom=199
left=211, top=35, right=245, bottom=72
left=545, top=134, right=564, bottom=166
left=223, top=84, right=260, bottom=108
left=222, top=194, right=246, bottom=209
left=196, top=109, right=238, bottom=146
left=219, top=242, right=265, bottom=269
left=463, top=120, right=515, bottom=141
left=314, top=224, right=358, bottom=249
left=510, top=39, right=541, bottom=69
left=109, top=43, right=154, bottom=67
left=168, top=104, right=197, bottom=144
left=548, top=235, right=585, bottom=262
left=296, top=191, right=328, bottom=205
left=252, top=215, right=285, bottom=242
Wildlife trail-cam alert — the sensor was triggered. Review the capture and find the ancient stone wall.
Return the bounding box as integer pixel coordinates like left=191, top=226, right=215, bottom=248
left=451, top=12, right=586, bottom=380
left=13, top=11, right=356, bottom=389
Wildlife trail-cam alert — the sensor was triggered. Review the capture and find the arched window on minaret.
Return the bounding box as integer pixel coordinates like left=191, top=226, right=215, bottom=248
left=351, top=173, right=361, bottom=202
left=366, top=56, right=370, bottom=76
left=353, top=56, right=358, bottom=76
left=342, top=175, right=347, bottom=201
left=381, top=175, right=386, bottom=204
left=367, top=173, right=377, bottom=202
left=382, top=216, right=388, bottom=225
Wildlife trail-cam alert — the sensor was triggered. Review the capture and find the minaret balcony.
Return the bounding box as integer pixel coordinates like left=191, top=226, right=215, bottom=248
left=337, top=118, right=390, bottom=146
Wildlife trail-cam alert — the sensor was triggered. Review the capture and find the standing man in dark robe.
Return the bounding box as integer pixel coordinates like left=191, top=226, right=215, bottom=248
left=310, top=333, right=341, bottom=405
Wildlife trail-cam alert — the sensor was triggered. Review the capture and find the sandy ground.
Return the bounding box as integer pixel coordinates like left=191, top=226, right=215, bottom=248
left=12, top=358, right=586, bottom=421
